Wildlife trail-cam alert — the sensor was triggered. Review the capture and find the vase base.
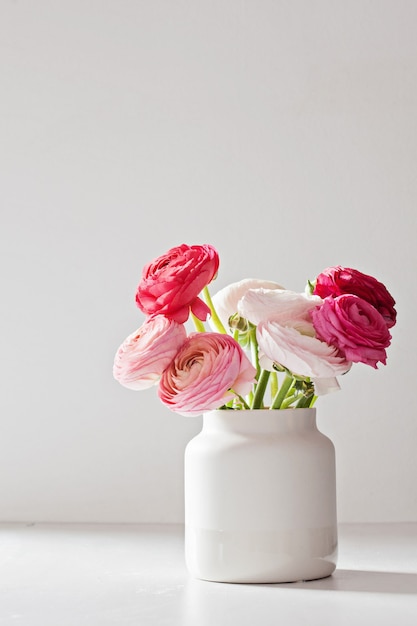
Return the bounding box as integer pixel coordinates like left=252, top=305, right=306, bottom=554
left=185, top=525, right=337, bottom=584
left=188, top=562, right=336, bottom=585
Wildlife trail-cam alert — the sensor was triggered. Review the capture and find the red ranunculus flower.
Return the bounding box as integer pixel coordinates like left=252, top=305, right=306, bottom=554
left=313, top=266, right=396, bottom=328
left=135, top=244, right=220, bottom=323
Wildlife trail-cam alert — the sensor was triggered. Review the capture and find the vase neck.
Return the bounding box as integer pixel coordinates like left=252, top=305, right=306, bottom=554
left=202, top=408, right=317, bottom=436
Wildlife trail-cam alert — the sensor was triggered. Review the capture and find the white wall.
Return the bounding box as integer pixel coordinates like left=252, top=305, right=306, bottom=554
left=1, top=0, right=416, bottom=523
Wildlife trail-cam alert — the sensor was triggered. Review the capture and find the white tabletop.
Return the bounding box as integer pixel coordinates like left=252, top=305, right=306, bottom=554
left=1, top=522, right=416, bottom=625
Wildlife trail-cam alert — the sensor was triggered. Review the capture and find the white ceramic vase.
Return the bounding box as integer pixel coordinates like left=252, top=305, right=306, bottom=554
left=184, top=408, right=337, bottom=583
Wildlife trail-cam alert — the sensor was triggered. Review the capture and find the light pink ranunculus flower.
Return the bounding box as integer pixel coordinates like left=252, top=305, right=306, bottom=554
left=210, top=279, right=284, bottom=331
left=257, top=319, right=351, bottom=381
left=135, top=244, right=220, bottom=323
left=238, top=288, right=323, bottom=326
left=311, top=294, right=392, bottom=368
left=158, top=333, right=257, bottom=416
left=113, top=316, right=187, bottom=390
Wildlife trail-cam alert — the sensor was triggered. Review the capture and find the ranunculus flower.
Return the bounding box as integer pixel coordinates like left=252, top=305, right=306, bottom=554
left=113, top=316, right=187, bottom=390
left=135, top=244, right=220, bottom=323
left=257, top=319, right=351, bottom=382
left=311, top=295, right=392, bottom=368
left=238, top=288, right=323, bottom=326
left=158, top=333, right=257, bottom=416
left=313, top=266, right=397, bottom=328
left=210, top=279, right=284, bottom=332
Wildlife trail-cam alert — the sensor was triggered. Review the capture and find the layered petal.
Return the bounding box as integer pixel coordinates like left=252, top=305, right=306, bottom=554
left=158, top=333, right=257, bottom=416
left=313, top=266, right=396, bottom=328
left=136, top=244, right=219, bottom=323
left=311, top=295, right=392, bottom=368
left=113, top=316, right=187, bottom=390
left=210, top=278, right=284, bottom=331
left=257, top=319, right=351, bottom=380
left=239, top=289, right=323, bottom=326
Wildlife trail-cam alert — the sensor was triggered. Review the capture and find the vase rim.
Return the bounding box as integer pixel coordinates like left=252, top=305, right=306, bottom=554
left=205, top=407, right=316, bottom=416
left=202, top=407, right=317, bottom=435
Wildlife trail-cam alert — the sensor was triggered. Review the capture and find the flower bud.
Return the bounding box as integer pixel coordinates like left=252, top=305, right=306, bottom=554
left=228, top=313, right=249, bottom=332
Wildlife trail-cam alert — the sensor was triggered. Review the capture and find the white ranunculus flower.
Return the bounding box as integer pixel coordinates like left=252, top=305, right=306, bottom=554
left=238, top=288, right=323, bottom=326
left=257, top=319, right=351, bottom=383
left=210, top=278, right=284, bottom=332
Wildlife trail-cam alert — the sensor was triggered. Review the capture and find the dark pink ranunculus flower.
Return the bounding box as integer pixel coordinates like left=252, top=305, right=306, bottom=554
left=113, top=315, right=187, bottom=390
left=311, top=295, right=392, bottom=368
left=313, top=266, right=396, bottom=328
left=135, top=244, right=220, bottom=323
left=158, top=333, right=257, bottom=416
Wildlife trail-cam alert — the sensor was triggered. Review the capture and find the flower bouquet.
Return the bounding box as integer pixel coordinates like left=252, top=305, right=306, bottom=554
left=113, top=243, right=396, bottom=415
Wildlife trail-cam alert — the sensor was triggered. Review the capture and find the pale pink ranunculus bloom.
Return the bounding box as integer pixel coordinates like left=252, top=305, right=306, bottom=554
left=311, top=294, right=392, bottom=368
left=210, top=279, right=284, bottom=332
left=158, top=333, right=257, bottom=416
left=238, top=288, right=323, bottom=326
left=257, top=319, right=351, bottom=383
left=113, top=315, right=187, bottom=390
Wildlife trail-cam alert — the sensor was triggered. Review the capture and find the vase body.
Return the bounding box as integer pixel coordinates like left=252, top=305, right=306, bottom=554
left=184, top=408, right=337, bottom=583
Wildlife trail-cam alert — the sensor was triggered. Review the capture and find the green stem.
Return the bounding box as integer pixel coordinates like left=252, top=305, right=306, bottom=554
left=270, top=371, right=278, bottom=398
left=295, top=384, right=316, bottom=408
left=251, top=369, right=270, bottom=409
left=250, top=327, right=260, bottom=379
left=234, top=393, right=251, bottom=410
left=270, top=374, right=295, bottom=409
left=280, top=392, right=298, bottom=409
left=296, top=391, right=316, bottom=408
left=295, top=395, right=309, bottom=408
left=202, top=286, right=228, bottom=334
left=191, top=313, right=206, bottom=333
